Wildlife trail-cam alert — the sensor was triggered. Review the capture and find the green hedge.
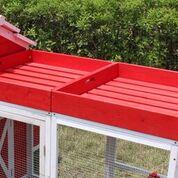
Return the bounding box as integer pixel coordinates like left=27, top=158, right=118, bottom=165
left=0, top=0, right=178, bottom=70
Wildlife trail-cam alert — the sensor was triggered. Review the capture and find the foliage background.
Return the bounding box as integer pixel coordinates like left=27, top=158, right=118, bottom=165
left=0, top=0, right=178, bottom=70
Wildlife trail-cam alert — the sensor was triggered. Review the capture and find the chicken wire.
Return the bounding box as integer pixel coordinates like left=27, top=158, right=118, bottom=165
left=0, top=118, right=40, bottom=178
left=57, top=125, right=169, bottom=178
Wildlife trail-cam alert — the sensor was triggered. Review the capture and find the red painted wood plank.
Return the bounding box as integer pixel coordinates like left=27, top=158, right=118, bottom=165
left=88, top=89, right=178, bottom=111
left=28, top=62, right=87, bottom=76
left=0, top=81, right=51, bottom=111
left=57, top=63, right=119, bottom=94
left=6, top=68, right=72, bottom=83
left=0, top=36, right=25, bottom=58
left=15, top=65, right=81, bottom=79
left=32, top=50, right=111, bottom=72
left=52, top=92, right=178, bottom=140
left=119, top=62, right=178, bottom=87
left=107, top=81, right=178, bottom=98
left=0, top=77, right=53, bottom=90
left=0, top=73, right=64, bottom=87
left=82, top=93, right=178, bottom=116
left=115, top=77, right=178, bottom=93
left=98, top=85, right=178, bottom=104
left=0, top=50, right=30, bottom=71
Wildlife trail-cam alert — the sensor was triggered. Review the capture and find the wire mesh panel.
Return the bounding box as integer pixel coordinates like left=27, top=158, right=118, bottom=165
left=0, top=118, right=40, bottom=178
left=57, top=125, right=169, bottom=178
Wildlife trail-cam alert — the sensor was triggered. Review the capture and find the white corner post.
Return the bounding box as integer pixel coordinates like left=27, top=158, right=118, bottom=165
left=0, top=101, right=51, bottom=178
left=50, top=117, right=58, bottom=178
left=167, top=145, right=178, bottom=178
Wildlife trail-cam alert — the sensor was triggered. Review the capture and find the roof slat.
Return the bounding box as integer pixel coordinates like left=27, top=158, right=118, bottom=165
left=27, top=62, right=88, bottom=75
left=0, top=73, right=64, bottom=87
left=6, top=68, right=72, bottom=83
left=98, top=85, right=178, bottom=104
left=107, top=81, right=178, bottom=98
left=89, top=89, right=178, bottom=111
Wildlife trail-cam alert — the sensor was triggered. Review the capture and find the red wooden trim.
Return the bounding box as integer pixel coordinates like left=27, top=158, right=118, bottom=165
left=31, top=50, right=111, bottom=72
left=52, top=92, right=178, bottom=140
left=0, top=50, right=30, bottom=71
left=119, top=62, right=178, bottom=87
left=57, top=63, right=119, bottom=94
left=0, top=36, right=25, bottom=58
left=0, top=81, right=51, bottom=111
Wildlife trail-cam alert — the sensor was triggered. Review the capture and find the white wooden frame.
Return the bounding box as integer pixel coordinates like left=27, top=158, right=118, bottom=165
left=51, top=113, right=178, bottom=178
left=1, top=101, right=178, bottom=178
left=0, top=101, right=51, bottom=178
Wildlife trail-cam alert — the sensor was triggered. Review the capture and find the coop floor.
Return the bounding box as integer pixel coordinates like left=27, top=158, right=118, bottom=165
left=58, top=126, right=169, bottom=178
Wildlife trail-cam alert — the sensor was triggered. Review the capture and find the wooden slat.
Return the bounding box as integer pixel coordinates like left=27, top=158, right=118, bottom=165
left=15, top=65, right=80, bottom=79
left=98, top=85, right=178, bottom=105
left=0, top=73, right=64, bottom=87
left=6, top=68, right=72, bottom=83
left=27, top=62, right=87, bottom=75
left=107, top=81, right=178, bottom=98
left=82, top=93, right=178, bottom=117
left=58, top=63, right=119, bottom=94
left=115, top=77, right=178, bottom=93
left=89, top=89, right=178, bottom=111
left=0, top=77, right=53, bottom=91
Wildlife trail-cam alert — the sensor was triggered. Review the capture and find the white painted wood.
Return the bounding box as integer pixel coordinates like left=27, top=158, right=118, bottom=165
left=0, top=101, right=50, bottom=178
left=105, top=137, right=117, bottom=178
left=53, top=114, right=177, bottom=151
left=50, top=118, right=58, bottom=178
left=8, top=120, right=14, bottom=178
left=44, top=115, right=52, bottom=178
left=0, top=15, right=36, bottom=47
left=115, top=162, right=167, bottom=178
left=0, top=156, right=8, bottom=177
left=26, top=124, right=33, bottom=177
left=0, top=101, right=49, bottom=125
left=40, top=122, right=46, bottom=178
left=0, top=119, right=9, bottom=177
left=0, top=15, right=20, bottom=33
left=167, top=146, right=178, bottom=178
left=0, top=119, right=9, bottom=151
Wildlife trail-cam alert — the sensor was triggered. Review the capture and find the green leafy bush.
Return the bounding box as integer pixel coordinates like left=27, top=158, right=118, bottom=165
left=0, top=0, right=178, bottom=70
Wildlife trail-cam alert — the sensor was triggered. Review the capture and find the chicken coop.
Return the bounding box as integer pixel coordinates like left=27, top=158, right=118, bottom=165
left=0, top=15, right=178, bottom=178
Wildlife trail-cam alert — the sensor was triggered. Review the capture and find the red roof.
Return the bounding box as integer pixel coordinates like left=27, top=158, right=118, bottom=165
left=1, top=16, right=178, bottom=140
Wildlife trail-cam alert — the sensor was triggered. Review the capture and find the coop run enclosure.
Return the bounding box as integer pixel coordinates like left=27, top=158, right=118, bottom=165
left=0, top=15, right=178, bottom=178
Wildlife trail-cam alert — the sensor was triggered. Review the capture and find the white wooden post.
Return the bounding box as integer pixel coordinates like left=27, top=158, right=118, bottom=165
left=8, top=119, right=14, bottom=178
left=167, top=145, right=178, bottom=178
left=50, top=118, right=58, bottom=178
left=26, top=124, right=33, bottom=176
left=105, top=136, right=117, bottom=178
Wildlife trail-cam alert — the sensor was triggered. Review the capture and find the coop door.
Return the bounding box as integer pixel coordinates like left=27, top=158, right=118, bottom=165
left=0, top=118, right=40, bottom=178
left=57, top=125, right=169, bottom=178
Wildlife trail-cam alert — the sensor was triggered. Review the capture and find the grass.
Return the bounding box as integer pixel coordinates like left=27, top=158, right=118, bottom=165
left=58, top=126, right=169, bottom=178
